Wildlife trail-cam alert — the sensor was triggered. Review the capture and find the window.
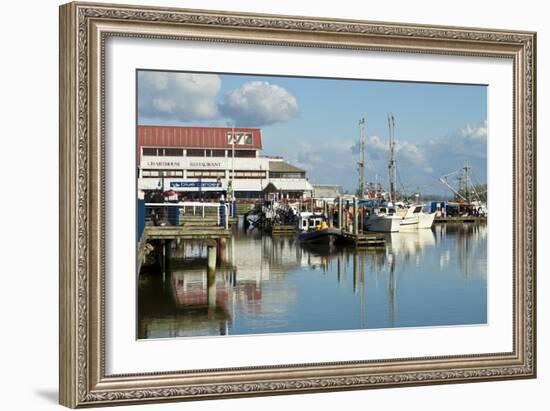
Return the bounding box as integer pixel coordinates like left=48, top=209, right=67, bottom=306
left=269, top=171, right=305, bottom=179
left=142, top=147, right=184, bottom=156
left=211, top=150, right=226, bottom=157
left=164, top=170, right=183, bottom=177
left=226, top=132, right=253, bottom=145
left=142, top=169, right=160, bottom=177
left=164, top=148, right=183, bottom=157
left=142, top=147, right=157, bottom=156
left=141, top=169, right=183, bottom=178
left=230, top=170, right=267, bottom=179
left=186, top=149, right=205, bottom=157
left=187, top=170, right=225, bottom=178
left=233, top=150, right=256, bottom=158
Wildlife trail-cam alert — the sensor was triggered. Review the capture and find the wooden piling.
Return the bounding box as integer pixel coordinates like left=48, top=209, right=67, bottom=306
left=207, top=240, right=217, bottom=311
left=338, top=197, right=342, bottom=229
left=353, top=253, right=358, bottom=294
left=353, top=197, right=359, bottom=235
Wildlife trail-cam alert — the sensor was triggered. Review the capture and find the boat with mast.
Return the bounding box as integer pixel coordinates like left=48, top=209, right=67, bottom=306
left=439, top=160, right=488, bottom=216
left=360, top=114, right=403, bottom=232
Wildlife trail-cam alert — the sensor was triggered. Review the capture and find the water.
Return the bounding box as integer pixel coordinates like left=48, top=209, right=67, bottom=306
left=138, top=223, right=487, bottom=339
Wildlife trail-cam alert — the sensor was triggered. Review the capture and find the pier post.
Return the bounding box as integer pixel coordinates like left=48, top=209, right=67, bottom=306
left=225, top=204, right=229, bottom=230
left=353, top=253, right=358, bottom=294
left=165, top=239, right=172, bottom=268
left=353, top=197, right=358, bottom=235
left=207, top=240, right=217, bottom=312
left=338, top=197, right=342, bottom=229
left=160, top=240, right=166, bottom=282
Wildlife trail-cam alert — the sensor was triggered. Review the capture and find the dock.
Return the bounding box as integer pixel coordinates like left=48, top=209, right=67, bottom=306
left=341, top=231, right=386, bottom=248
left=137, top=202, right=234, bottom=275
left=143, top=225, right=231, bottom=240
left=269, top=224, right=297, bottom=235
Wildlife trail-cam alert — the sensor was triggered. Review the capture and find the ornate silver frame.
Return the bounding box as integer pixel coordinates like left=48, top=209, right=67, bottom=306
left=59, top=2, right=536, bottom=407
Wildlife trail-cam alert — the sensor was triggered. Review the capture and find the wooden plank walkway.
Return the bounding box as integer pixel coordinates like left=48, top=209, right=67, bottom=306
left=144, top=225, right=231, bottom=240
left=341, top=231, right=386, bottom=248
left=269, top=224, right=297, bottom=235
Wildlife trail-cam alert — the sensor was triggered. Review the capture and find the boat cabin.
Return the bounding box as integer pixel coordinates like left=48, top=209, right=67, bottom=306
left=297, top=212, right=325, bottom=231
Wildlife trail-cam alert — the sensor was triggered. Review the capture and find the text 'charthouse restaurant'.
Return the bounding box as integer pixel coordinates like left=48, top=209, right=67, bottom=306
left=138, top=125, right=313, bottom=201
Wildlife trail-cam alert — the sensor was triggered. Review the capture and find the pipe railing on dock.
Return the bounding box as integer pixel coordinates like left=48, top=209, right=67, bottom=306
left=144, top=202, right=232, bottom=229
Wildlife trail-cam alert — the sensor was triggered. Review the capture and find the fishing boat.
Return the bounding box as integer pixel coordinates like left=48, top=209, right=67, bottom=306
left=399, top=204, right=436, bottom=230
left=297, top=211, right=326, bottom=232
left=418, top=210, right=436, bottom=229
left=298, top=226, right=342, bottom=246
left=365, top=206, right=402, bottom=233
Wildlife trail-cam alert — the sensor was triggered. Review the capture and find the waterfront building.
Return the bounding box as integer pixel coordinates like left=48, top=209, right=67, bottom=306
left=312, top=184, right=343, bottom=202
left=137, top=125, right=313, bottom=201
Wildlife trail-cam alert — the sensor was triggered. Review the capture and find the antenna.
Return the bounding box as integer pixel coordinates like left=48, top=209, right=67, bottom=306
left=358, top=115, right=366, bottom=198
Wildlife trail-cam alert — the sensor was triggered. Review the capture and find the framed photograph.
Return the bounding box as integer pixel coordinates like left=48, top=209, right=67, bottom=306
left=59, top=2, right=536, bottom=408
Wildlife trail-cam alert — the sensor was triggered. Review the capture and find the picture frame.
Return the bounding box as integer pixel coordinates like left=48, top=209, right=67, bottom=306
left=59, top=1, right=536, bottom=408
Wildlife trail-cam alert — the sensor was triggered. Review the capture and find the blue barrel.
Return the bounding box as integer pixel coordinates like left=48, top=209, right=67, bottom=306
left=137, top=198, right=145, bottom=241
left=166, top=206, right=180, bottom=226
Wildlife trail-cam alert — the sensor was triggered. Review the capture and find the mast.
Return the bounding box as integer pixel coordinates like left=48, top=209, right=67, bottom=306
left=461, top=160, right=471, bottom=203
left=231, top=125, right=235, bottom=201
left=358, top=115, right=366, bottom=199
left=387, top=113, right=397, bottom=203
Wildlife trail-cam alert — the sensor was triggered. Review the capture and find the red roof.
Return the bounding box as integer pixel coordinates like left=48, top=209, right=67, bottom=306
left=138, top=126, right=262, bottom=150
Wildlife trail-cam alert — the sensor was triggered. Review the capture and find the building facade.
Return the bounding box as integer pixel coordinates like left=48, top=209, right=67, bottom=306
left=137, top=125, right=313, bottom=200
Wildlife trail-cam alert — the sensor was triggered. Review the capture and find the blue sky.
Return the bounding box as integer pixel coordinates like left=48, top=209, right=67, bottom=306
left=138, top=70, right=487, bottom=195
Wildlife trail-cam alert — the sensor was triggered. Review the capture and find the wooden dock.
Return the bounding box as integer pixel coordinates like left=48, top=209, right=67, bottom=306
left=269, top=224, right=297, bottom=235
left=341, top=231, right=386, bottom=248
left=137, top=225, right=232, bottom=278
left=143, top=225, right=231, bottom=240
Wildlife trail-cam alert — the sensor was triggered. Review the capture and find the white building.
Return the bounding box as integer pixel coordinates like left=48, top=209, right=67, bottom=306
left=137, top=125, right=313, bottom=200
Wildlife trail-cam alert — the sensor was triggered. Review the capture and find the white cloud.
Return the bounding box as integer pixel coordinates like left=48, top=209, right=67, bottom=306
left=138, top=71, right=221, bottom=121
left=288, top=120, right=486, bottom=194
left=365, top=135, right=387, bottom=153
left=460, top=120, right=487, bottom=141
left=220, top=81, right=299, bottom=126
left=397, top=141, right=434, bottom=174
left=362, top=135, right=433, bottom=173
left=295, top=142, right=321, bottom=170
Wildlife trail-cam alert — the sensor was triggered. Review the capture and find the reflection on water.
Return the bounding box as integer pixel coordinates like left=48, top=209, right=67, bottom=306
left=138, top=223, right=487, bottom=339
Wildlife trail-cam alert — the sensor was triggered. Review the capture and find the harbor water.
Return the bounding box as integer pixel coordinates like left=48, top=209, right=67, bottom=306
left=138, top=223, right=487, bottom=339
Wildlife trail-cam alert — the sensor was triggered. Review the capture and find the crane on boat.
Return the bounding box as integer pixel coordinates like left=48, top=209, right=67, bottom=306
left=439, top=160, right=485, bottom=203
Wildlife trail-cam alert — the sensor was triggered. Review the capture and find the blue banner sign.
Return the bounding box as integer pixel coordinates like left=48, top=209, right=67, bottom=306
left=170, top=181, right=222, bottom=188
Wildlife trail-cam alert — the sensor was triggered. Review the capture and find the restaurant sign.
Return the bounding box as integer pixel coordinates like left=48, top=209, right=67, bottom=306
left=170, top=181, right=222, bottom=188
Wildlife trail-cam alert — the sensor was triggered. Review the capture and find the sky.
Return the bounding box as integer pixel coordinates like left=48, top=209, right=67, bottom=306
left=137, top=70, right=487, bottom=195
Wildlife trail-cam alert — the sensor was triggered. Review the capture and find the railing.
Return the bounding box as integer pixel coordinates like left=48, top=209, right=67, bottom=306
left=143, top=201, right=234, bottom=231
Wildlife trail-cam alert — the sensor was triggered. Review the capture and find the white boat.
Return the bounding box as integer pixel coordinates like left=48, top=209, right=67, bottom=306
left=418, top=211, right=436, bottom=229
left=399, top=204, right=435, bottom=230
left=365, top=207, right=402, bottom=232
